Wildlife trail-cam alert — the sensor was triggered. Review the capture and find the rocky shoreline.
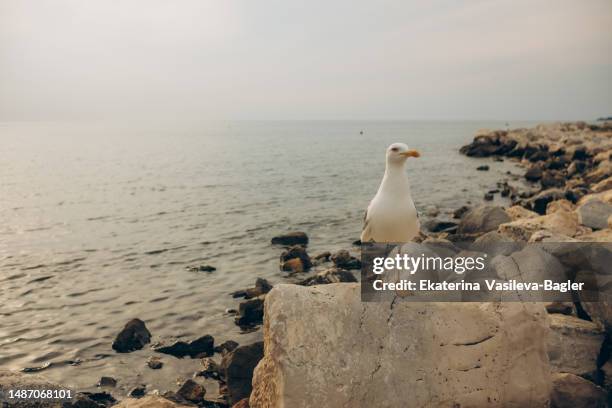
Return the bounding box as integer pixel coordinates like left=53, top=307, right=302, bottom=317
left=2, top=121, right=611, bottom=408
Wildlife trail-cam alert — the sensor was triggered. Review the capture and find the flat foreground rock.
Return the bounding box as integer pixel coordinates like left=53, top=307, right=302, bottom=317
left=250, top=284, right=552, bottom=408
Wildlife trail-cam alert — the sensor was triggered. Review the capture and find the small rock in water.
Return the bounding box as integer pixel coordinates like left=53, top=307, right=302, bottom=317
left=297, top=268, right=357, bottom=286
left=330, top=250, right=361, bottom=270
left=525, top=165, right=543, bottom=181
left=483, top=192, right=494, bottom=201
left=128, top=385, right=147, bottom=398
left=476, top=165, right=489, bottom=171
left=80, top=391, right=117, bottom=406
left=452, top=205, right=470, bottom=219
left=176, top=379, right=206, bottom=403
left=187, top=265, right=216, bottom=272
left=235, top=297, right=264, bottom=327
left=112, top=318, right=151, bottom=353
left=271, top=231, right=309, bottom=246
left=154, top=335, right=215, bottom=358
left=98, top=376, right=117, bottom=388
left=198, top=357, right=222, bottom=380
left=214, top=340, right=239, bottom=354
left=352, top=239, right=362, bottom=246
left=279, top=246, right=312, bottom=272
left=313, top=251, right=331, bottom=262
left=146, top=356, right=163, bottom=369
left=231, top=278, right=273, bottom=299
left=221, top=342, right=264, bottom=405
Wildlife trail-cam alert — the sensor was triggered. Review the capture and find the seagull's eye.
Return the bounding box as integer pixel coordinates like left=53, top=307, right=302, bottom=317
left=390, top=147, right=399, bottom=152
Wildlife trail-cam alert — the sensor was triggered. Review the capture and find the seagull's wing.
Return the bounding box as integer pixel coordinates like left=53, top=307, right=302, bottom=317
left=360, top=206, right=374, bottom=242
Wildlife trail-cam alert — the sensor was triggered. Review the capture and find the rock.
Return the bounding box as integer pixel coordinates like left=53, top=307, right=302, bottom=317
left=456, top=205, right=511, bottom=235
left=231, top=278, right=273, bottom=299
left=0, top=370, right=70, bottom=407
left=214, top=340, right=239, bottom=354
left=592, top=176, right=612, bottom=193
left=548, top=314, right=604, bottom=376
left=498, top=210, right=582, bottom=241
left=154, top=335, right=214, bottom=358
left=176, top=379, right=206, bottom=403
left=459, top=129, right=516, bottom=157
left=526, top=188, right=567, bottom=215
left=98, top=376, right=117, bottom=388
left=581, top=300, right=612, bottom=335
left=198, top=358, right=222, bottom=380
left=567, top=160, right=587, bottom=176
left=312, top=251, right=331, bottom=262
left=271, top=232, right=308, bottom=246
left=545, top=302, right=574, bottom=315
left=603, top=360, right=612, bottom=391
left=187, top=265, right=216, bottom=272
left=297, top=268, right=357, bottom=286
left=352, top=239, right=362, bottom=246
left=483, top=192, right=494, bottom=200
left=250, top=284, right=551, bottom=408
left=577, top=199, right=612, bottom=230
left=232, top=399, right=250, bottom=408
left=79, top=392, right=116, bottom=406
left=546, top=199, right=574, bottom=214
left=541, top=171, right=565, bottom=189
left=506, top=205, right=538, bottom=221
left=551, top=372, right=608, bottom=408
left=525, top=165, right=543, bottom=181
left=128, top=385, right=146, bottom=398
left=579, top=190, right=612, bottom=206
left=112, top=396, right=192, bottom=408
left=146, top=356, right=163, bottom=369
left=476, top=164, right=490, bottom=171
left=279, top=246, right=312, bottom=272
left=112, top=319, right=151, bottom=353
left=222, top=342, right=264, bottom=405
left=423, top=219, right=458, bottom=233
left=330, top=250, right=361, bottom=270
left=452, top=205, right=470, bottom=219
left=235, top=297, right=264, bottom=327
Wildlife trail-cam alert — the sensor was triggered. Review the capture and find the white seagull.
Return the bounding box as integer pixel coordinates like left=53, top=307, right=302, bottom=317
left=361, top=143, right=421, bottom=243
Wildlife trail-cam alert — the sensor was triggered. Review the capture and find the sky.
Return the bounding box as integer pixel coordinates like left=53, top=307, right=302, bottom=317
left=1, top=0, right=611, bottom=121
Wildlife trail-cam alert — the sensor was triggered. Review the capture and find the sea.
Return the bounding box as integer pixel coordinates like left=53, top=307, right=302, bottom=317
left=0, top=120, right=537, bottom=397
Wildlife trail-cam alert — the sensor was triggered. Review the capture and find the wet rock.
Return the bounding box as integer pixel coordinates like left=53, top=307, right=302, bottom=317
left=231, top=278, right=273, bottom=299
left=146, top=356, right=163, bottom=369
left=577, top=199, right=612, bottom=230
left=547, top=156, right=569, bottom=170
left=459, top=130, right=515, bottom=157
left=297, top=268, right=357, bottom=286
left=525, top=165, right=543, bottom=181
left=198, top=358, right=222, bottom=380
left=423, top=219, right=458, bottom=233
left=235, top=297, right=264, bottom=327
left=128, top=385, right=146, bottom=398
left=250, top=284, right=551, bottom=408
left=176, top=379, right=206, bottom=403
left=221, top=342, right=264, bottom=405
left=214, top=340, right=239, bottom=354
left=80, top=391, right=116, bottom=406
left=0, top=370, right=70, bottom=407
left=456, top=205, right=511, bottom=235
left=312, top=251, right=331, bottom=263
left=112, top=395, right=192, bottom=408
left=270, top=232, right=308, bottom=246
left=232, top=398, right=250, bottom=408
left=352, top=239, right=362, bottom=246
left=329, top=250, right=361, bottom=270
left=476, top=164, right=489, bottom=171
left=483, top=192, right=494, bottom=201
left=452, top=205, right=470, bottom=219
left=98, top=376, right=117, bottom=388
left=154, top=335, right=214, bottom=358
left=187, top=265, right=216, bottom=272
left=526, top=188, right=566, bottom=215
left=545, top=302, right=574, bottom=315
left=112, top=319, right=151, bottom=353
left=551, top=372, right=607, bottom=408
left=548, top=314, right=604, bottom=376
left=279, top=246, right=312, bottom=272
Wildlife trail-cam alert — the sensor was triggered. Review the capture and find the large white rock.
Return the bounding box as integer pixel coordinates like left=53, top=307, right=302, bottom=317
left=250, top=284, right=551, bottom=408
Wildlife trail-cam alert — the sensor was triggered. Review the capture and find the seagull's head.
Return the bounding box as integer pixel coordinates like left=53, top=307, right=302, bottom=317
left=386, top=143, right=420, bottom=166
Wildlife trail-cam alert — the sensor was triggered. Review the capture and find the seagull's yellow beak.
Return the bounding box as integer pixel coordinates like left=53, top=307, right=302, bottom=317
left=401, top=150, right=420, bottom=158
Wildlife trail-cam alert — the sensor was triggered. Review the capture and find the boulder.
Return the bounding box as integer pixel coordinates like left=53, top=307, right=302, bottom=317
left=176, top=379, right=206, bottom=403
left=222, top=342, right=264, bottom=405
left=297, top=268, right=357, bottom=286
left=154, top=335, right=214, bottom=358
left=0, top=370, right=68, bottom=407
left=550, top=373, right=608, bottom=408
left=577, top=199, right=612, bottom=230
left=497, top=210, right=582, bottom=241
left=506, top=205, right=538, bottom=221
left=271, top=232, right=308, bottom=246
left=526, top=188, right=567, bottom=215
left=231, top=278, right=273, bottom=299
left=112, top=319, right=151, bottom=353
left=575, top=229, right=612, bottom=242
left=547, top=314, right=604, bottom=376
left=592, top=176, right=612, bottom=193
left=546, top=199, right=574, bottom=214
left=250, top=284, right=551, bottom=408
left=235, top=297, right=264, bottom=327
left=525, top=165, right=543, bottom=181
left=214, top=340, right=239, bottom=354
left=581, top=300, right=612, bottom=335
left=456, top=205, right=511, bottom=235
left=112, top=395, right=192, bottom=407
left=578, top=190, right=612, bottom=206
left=422, top=219, right=458, bottom=233
left=198, top=357, right=222, bottom=380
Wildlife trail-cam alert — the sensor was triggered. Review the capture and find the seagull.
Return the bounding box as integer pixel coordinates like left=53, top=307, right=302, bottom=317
left=361, top=143, right=421, bottom=243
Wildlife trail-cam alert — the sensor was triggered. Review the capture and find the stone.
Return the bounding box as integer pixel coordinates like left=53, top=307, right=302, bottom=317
left=279, top=246, right=312, bottom=272
left=232, top=398, right=250, bottom=408
left=312, top=251, right=331, bottom=262
left=476, top=164, right=490, bottom=171
left=128, top=385, right=146, bottom=398
left=112, top=319, right=151, bottom=353
left=506, top=205, right=538, bottom=221
left=456, top=205, right=511, bottom=235
left=98, top=376, right=117, bottom=388
left=578, top=190, right=612, bottom=206
left=231, top=278, right=273, bottom=299
left=581, top=300, right=612, bottom=335
left=154, top=335, right=214, bottom=358
left=483, top=192, right=494, bottom=200
left=546, top=199, right=574, bottom=214
left=146, top=356, right=163, bottom=369
left=235, top=297, right=264, bottom=327
left=577, top=199, right=612, bottom=230
left=222, top=342, right=264, bottom=405
left=187, top=265, right=216, bottom=272
left=250, top=284, right=551, bottom=408
left=422, top=219, right=458, bottom=233
left=550, top=372, right=608, bottom=408
left=497, top=210, right=582, bottom=241
left=452, top=205, right=470, bottom=219
left=330, top=250, right=361, bottom=269
left=526, top=188, right=566, bottom=215
left=525, top=165, right=543, bottom=181
left=198, top=358, right=222, bottom=380
left=112, top=396, right=193, bottom=408
left=271, top=232, right=308, bottom=246
left=297, top=268, right=357, bottom=286
left=176, top=379, right=206, bottom=403
left=603, top=360, right=612, bottom=392
left=214, top=340, right=239, bottom=354
left=548, top=314, right=604, bottom=376
left=541, top=171, right=565, bottom=189
left=592, top=176, right=612, bottom=193
left=545, top=302, right=574, bottom=315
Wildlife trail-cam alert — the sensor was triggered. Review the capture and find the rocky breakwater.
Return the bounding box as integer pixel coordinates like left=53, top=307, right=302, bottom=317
left=249, top=283, right=551, bottom=407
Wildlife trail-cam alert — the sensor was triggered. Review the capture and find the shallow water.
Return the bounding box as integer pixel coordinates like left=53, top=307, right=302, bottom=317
left=0, top=120, right=535, bottom=396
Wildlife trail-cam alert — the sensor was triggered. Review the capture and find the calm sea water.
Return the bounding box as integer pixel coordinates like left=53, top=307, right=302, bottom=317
left=0, top=120, right=535, bottom=396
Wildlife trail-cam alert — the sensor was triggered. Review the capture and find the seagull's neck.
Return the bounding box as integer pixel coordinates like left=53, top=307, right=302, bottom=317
left=378, top=161, right=411, bottom=197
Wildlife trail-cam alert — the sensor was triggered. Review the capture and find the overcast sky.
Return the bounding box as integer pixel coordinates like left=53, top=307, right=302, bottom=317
left=1, top=0, right=611, bottom=121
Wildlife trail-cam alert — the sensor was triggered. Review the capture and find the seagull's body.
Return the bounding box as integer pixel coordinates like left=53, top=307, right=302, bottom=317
left=361, top=143, right=420, bottom=243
